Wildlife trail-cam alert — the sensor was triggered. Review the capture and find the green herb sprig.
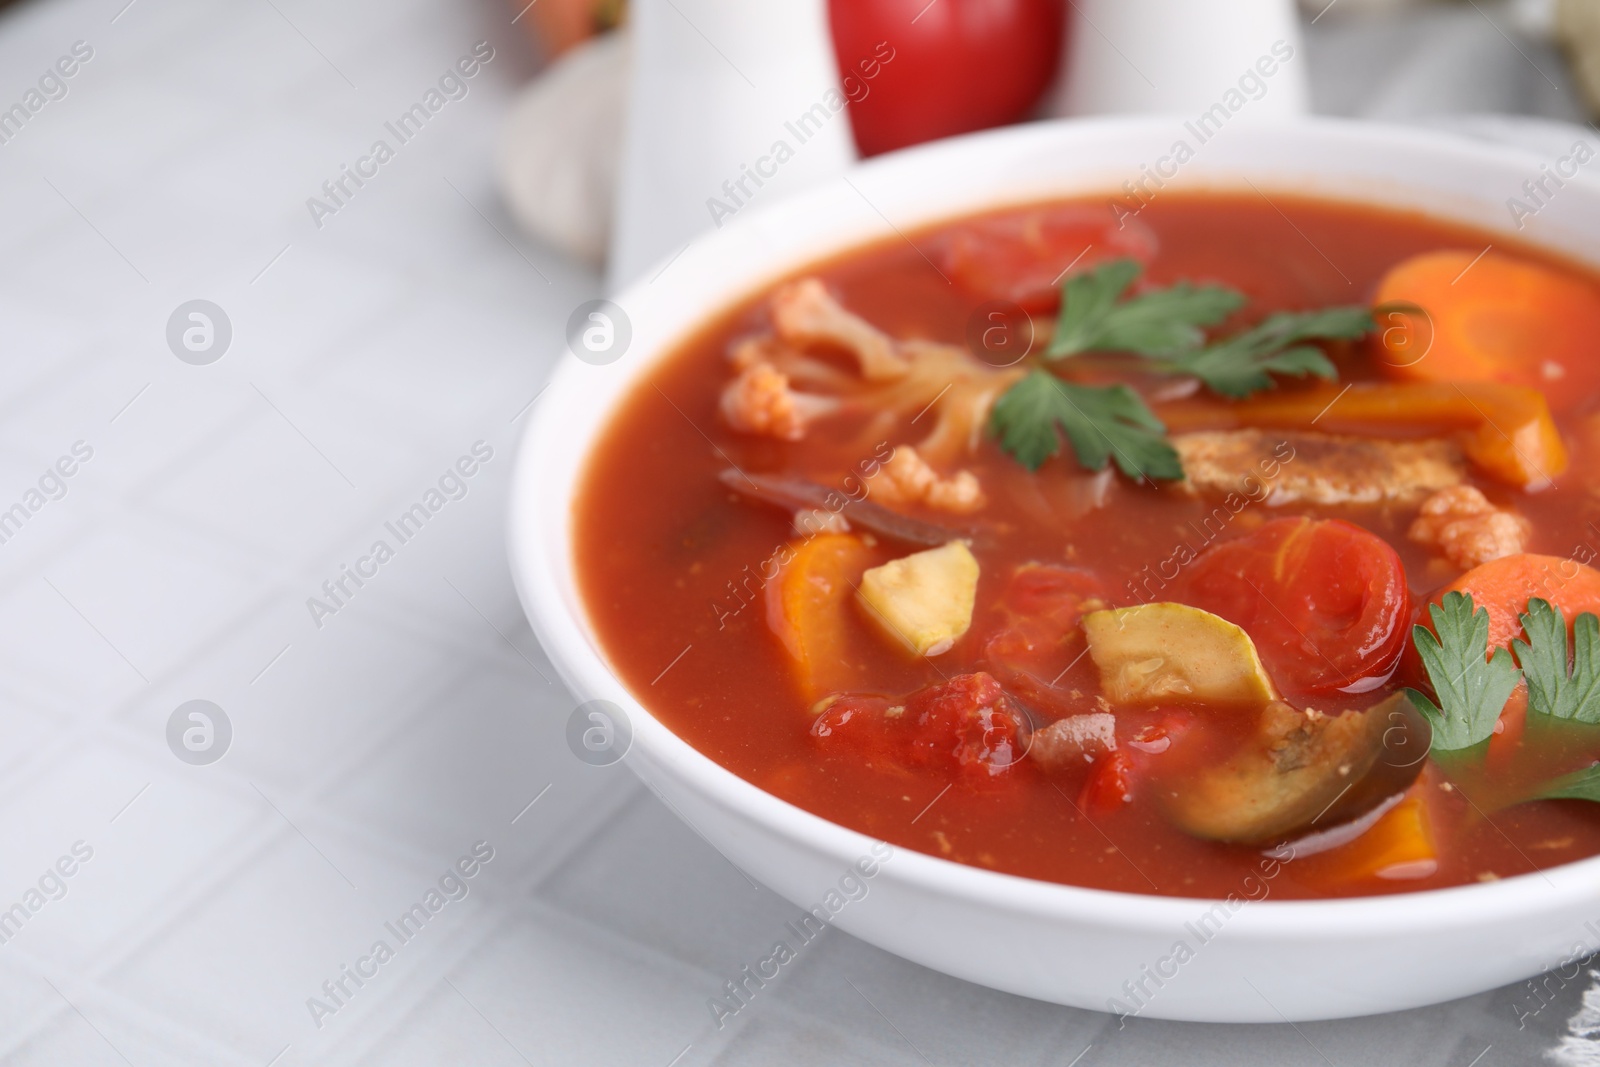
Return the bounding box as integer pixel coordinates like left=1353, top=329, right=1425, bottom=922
left=1155, top=306, right=1372, bottom=398
left=1408, top=593, right=1600, bottom=805
left=1512, top=599, right=1600, bottom=724
left=988, top=371, right=1182, bottom=479
left=1405, top=592, right=1522, bottom=753
left=988, top=259, right=1374, bottom=480
left=1048, top=259, right=1243, bottom=360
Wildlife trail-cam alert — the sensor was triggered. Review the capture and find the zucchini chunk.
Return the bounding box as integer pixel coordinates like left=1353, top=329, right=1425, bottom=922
left=858, top=541, right=979, bottom=657
left=1083, top=602, right=1278, bottom=706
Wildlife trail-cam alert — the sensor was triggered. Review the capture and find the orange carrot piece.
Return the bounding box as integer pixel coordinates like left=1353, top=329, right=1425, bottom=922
left=1404, top=556, right=1600, bottom=753
left=1161, top=381, right=1568, bottom=490
left=1436, top=552, right=1600, bottom=652
left=1372, top=249, right=1600, bottom=409
left=766, top=534, right=878, bottom=700
left=1486, top=682, right=1528, bottom=776
left=1330, top=789, right=1439, bottom=882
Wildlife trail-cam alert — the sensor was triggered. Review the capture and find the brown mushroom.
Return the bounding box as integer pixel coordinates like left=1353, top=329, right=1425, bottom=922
left=1162, top=693, right=1428, bottom=845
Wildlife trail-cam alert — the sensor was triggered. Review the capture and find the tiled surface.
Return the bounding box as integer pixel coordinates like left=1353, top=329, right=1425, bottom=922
left=0, top=0, right=1596, bottom=1063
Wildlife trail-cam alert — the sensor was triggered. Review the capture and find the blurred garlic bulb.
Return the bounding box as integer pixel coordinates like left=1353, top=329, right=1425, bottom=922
left=497, top=31, right=629, bottom=267
left=1558, top=0, right=1600, bottom=114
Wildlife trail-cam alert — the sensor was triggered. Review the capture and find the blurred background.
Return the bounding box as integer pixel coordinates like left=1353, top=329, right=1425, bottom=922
left=0, top=0, right=1594, bottom=1064
left=500, top=0, right=1598, bottom=279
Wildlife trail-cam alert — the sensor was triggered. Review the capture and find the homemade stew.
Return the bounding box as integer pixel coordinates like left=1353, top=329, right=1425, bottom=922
left=575, top=192, right=1600, bottom=900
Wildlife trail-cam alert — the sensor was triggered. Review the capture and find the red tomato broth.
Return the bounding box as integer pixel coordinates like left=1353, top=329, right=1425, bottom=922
left=573, top=192, right=1600, bottom=900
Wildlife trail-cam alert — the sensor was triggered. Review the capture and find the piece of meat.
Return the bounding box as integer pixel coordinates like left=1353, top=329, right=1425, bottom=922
left=1173, top=429, right=1463, bottom=506
left=770, top=278, right=908, bottom=381
left=718, top=361, right=840, bottom=440
left=867, top=445, right=985, bottom=514
left=1408, top=485, right=1530, bottom=569
left=1028, top=712, right=1116, bottom=770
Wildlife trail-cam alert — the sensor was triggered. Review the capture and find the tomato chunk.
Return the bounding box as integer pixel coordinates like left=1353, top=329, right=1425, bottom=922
left=811, top=672, right=1029, bottom=783
left=906, top=672, right=1028, bottom=780
left=983, top=564, right=1107, bottom=714
left=1179, top=517, right=1411, bottom=697
left=942, top=205, right=1157, bottom=311
left=1078, top=750, right=1134, bottom=815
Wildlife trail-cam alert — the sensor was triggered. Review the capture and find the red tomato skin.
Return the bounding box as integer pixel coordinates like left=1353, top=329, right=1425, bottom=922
left=942, top=205, right=1158, bottom=310
left=905, top=672, right=1027, bottom=781
left=1078, top=750, right=1134, bottom=815
left=811, top=675, right=1028, bottom=782
left=983, top=564, right=1107, bottom=715
left=1179, top=518, right=1411, bottom=698
left=828, top=0, right=1066, bottom=157
left=1001, top=563, right=1107, bottom=619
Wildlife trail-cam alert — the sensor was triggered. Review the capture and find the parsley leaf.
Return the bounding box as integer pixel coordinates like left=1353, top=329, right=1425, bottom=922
left=1406, top=591, right=1522, bottom=752
left=1157, top=307, right=1374, bottom=398
left=1527, top=763, right=1600, bottom=803
left=1048, top=259, right=1244, bottom=359
left=989, top=369, right=1183, bottom=480
left=992, top=262, right=1375, bottom=479
left=1514, top=600, right=1600, bottom=723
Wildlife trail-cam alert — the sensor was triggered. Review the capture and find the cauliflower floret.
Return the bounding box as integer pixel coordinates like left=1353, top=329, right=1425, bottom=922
left=719, top=361, right=840, bottom=440
left=1408, top=485, right=1530, bottom=569
left=724, top=291, right=1018, bottom=461
left=770, top=278, right=908, bottom=381
left=729, top=334, right=861, bottom=392
left=868, top=445, right=985, bottom=514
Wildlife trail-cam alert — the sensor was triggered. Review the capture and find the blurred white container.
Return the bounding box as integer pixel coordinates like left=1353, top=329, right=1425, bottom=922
left=607, top=0, right=856, bottom=290
left=1056, top=0, right=1309, bottom=118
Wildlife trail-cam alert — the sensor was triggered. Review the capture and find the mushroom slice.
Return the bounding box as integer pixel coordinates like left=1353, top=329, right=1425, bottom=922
left=1163, top=693, right=1428, bottom=845
left=718, top=469, right=965, bottom=548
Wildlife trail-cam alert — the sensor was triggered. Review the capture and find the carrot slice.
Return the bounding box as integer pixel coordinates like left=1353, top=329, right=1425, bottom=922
left=766, top=534, right=878, bottom=700
left=1373, top=249, right=1600, bottom=409
left=1433, top=552, right=1600, bottom=652
left=1327, top=788, right=1438, bottom=882
left=1485, top=682, right=1528, bottom=776
left=1161, top=381, right=1568, bottom=490
left=1400, top=556, right=1600, bottom=748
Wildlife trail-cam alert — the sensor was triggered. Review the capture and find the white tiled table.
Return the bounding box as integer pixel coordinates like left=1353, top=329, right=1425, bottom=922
left=0, top=0, right=1596, bottom=1063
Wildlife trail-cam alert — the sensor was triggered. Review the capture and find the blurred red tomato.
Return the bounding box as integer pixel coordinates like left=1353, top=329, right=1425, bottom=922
left=828, top=0, right=1066, bottom=157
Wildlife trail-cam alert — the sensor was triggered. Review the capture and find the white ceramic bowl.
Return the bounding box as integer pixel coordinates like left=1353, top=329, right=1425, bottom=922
left=508, top=117, right=1600, bottom=1022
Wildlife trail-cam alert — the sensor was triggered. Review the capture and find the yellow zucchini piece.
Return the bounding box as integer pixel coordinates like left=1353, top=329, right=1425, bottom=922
left=1083, top=602, right=1277, bottom=706
left=857, top=541, right=979, bottom=657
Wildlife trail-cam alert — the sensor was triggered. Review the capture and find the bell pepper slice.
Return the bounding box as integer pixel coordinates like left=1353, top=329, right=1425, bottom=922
left=1161, top=381, right=1567, bottom=490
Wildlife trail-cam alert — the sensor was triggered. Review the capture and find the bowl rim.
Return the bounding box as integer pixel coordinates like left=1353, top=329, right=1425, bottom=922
left=509, top=113, right=1600, bottom=940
